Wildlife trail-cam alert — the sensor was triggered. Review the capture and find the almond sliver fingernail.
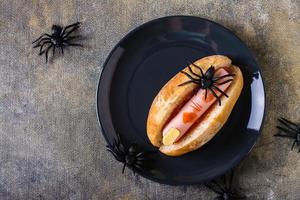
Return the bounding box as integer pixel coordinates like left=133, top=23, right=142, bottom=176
left=163, top=127, right=180, bottom=145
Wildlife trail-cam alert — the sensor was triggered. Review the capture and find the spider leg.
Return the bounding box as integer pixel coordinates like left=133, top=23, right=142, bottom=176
left=110, top=144, right=122, bottom=158
left=62, top=22, right=81, bottom=38
left=135, top=152, right=148, bottom=161
left=291, top=140, right=296, bottom=150
left=33, top=38, right=51, bottom=48
left=204, top=183, right=223, bottom=195
left=135, top=160, right=145, bottom=166
left=209, top=88, right=221, bottom=105
left=205, top=88, right=207, bottom=99
left=63, top=28, right=80, bottom=38
left=107, top=148, right=124, bottom=162
left=111, top=139, right=118, bottom=154
left=108, top=149, right=124, bottom=162
left=110, top=141, right=124, bottom=157
left=32, top=34, right=51, bottom=44
left=122, top=163, right=126, bottom=174
left=178, top=80, right=197, bottom=87
left=63, top=35, right=82, bottom=41
left=274, top=133, right=294, bottom=138
left=107, top=149, right=120, bottom=161
left=136, top=157, right=147, bottom=162
left=116, top=135, right=126, bottom=155
left=211, top=85, right=229, bottom=98
left=132, top=164, right=144, bottom=174
left=112, top=138, right=117, bottom=147
left=63, top=22, right=80, bottom=31
left=136, top=152, right=146, bottom=158
left=298, top=146, right=300, bottom=153
left=38, top=41, right=52, bottom=55
left=278, top=118, right=299, bottom=132
left=62, top=22, right=80, bottom=36
left=215, top=79, right=234, bottom=86
left=186, top=63, right=201, bottom=78
left=280, top=117, right=300, bottom=129
left=134, top=163, right=144, bottom=170
left=190, top=62, right=204, bottom=76
left=213, top=74, right=235, bottom=81
left=44, top=44, right=53, bottom=63
left=279, top=126, right=299, bottom=136
left=211, top=180, right=226, bottom=193
left=61, top=47, right=64, bottom=55
left=52, top=46, right=56, bottom=57
left=64, top=42, right=83, bottom=47
left=106, top=147, right=116, bottom=156
left=180, top=71, right=199, bottom=81
left=116, top=133, right=121, bottom=145
left=276, top=126, right=297, bottom=135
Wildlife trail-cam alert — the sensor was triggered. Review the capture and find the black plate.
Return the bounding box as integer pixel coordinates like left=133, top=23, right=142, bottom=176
left=97, top=16, right=265, bottom=185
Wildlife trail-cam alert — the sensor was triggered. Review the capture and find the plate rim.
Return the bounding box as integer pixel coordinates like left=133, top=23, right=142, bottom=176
left=96, top=15, right=266, bottom=185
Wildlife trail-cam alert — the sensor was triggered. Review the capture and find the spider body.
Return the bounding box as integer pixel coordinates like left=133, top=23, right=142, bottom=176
left=106, top=134, right=147, bottom=173
left=205, top=171, right=246, bottom=200
left=32, top=22, right=82, bottom=63
left=275, top=117, right=300, bottom=152
left=50, top=25, right=64, bottom=45
left=200, top=66, right=214, bottom=88
left=178, top=62, right=235, bottom=105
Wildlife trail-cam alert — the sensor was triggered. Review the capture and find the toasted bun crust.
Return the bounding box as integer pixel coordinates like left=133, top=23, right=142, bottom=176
left=146, top=55, right=243, bottom=156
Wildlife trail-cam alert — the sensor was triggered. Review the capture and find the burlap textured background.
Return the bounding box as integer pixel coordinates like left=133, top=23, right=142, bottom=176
left=0, top=1, right=299, bottom=199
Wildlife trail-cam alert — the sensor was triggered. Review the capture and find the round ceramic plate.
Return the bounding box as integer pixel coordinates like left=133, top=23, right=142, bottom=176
left=97, top=16, right=265, bottom=185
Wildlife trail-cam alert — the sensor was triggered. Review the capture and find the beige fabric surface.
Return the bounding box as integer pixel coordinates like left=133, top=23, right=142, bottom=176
left=0, top=0, right=299, bottom=199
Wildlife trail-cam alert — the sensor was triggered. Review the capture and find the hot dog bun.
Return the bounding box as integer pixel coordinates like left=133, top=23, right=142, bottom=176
left=146, top=55, right=243, bottom=156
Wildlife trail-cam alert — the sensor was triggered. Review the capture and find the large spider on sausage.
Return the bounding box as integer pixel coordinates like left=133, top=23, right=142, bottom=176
left=178, top=61, right=235, bottom=106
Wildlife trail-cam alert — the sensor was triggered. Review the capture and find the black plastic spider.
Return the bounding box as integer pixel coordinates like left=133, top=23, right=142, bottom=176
left=275, top=117, right=300, bottom=152
left=32, top=22, right=82, bottom=63
left=205, top=171, right=246, bottom=200
left=178, top=61, right=235, bottom=105
left=106, top=133, right=149, bottom=173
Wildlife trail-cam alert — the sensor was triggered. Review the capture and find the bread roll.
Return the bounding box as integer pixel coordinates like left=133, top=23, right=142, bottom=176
left=146, top=55, right=243, bottom=156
